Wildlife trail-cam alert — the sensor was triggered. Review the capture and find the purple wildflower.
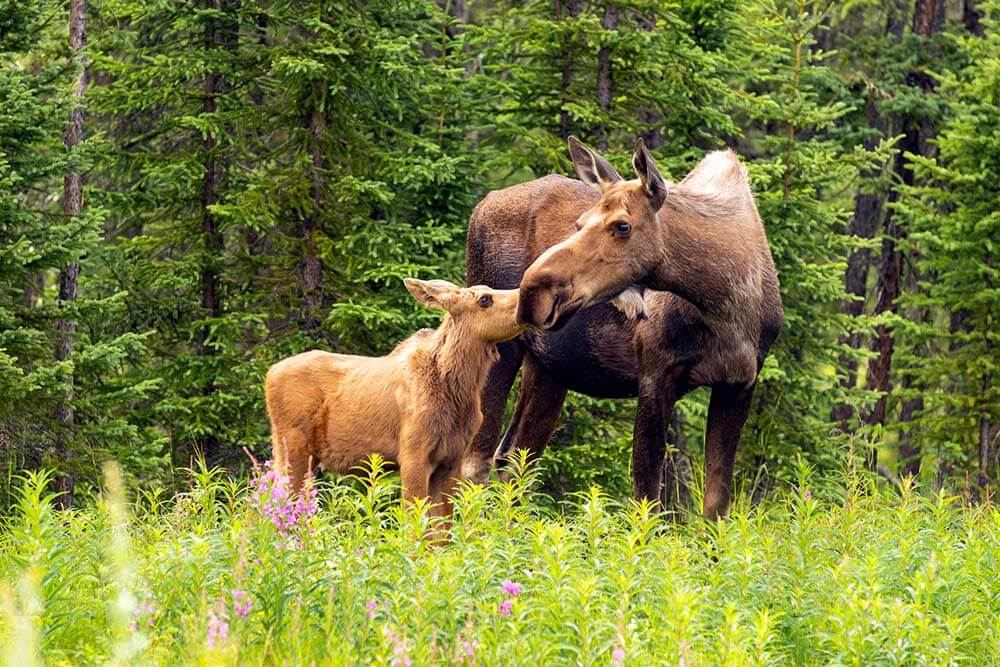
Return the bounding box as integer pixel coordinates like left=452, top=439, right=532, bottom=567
left=206, top=612, right=229, bottom=649
left=232, top=590, right=252, bottom=620
left=613, top=646, right=626, bottom=667
left=383, top=626, right=411, bottom=667
left=133, top=592, right=156, bottom=630
left=501, top=579, right=522, bottom=597
left=498, top=599, right=514, bottom=617
left=367, top=599, right=379, bottom=620
left=464, top=638, right=479, bottom=658
left=249, top=461, right=318, bottom=545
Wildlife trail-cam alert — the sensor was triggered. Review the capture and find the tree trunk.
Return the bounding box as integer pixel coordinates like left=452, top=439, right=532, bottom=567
left=557, top=0, right=583, bottom=139
left=635, top=11, right=663, bottom=150
left=53, top=0, right=88, bottom=509
left=979, top=413, right=995, bottom=490
left=196, top=0, right=235, bottom=463
left=831, top=98, right=885, bottom=429
left=963, top=0, right=984, bottom=35
left=862, top=0, right=942, bottom=470
left=595, top=2, right=619, bottom=150
left=299, top=83, right=325, bottom=335
left=897, top=265, right=928, bottom=478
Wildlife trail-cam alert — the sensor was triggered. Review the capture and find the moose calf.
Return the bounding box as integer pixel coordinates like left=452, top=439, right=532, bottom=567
left=264, top=278, right=524, bottom=517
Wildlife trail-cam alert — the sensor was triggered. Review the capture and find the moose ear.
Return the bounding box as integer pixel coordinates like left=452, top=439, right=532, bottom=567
left=404, top=278, right=459, bottom=311
left=632, top=137, right=667, bottom=210
left=568, top=135, right=623, bottom=193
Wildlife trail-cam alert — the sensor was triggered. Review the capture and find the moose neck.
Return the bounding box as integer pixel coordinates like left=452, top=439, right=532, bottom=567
left=646, top=208, right=756, bottom=320
left=428, top=317, right=495, bottom=402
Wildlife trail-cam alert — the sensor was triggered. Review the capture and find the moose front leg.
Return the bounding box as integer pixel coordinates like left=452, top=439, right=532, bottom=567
left=632, top=379, right=678, bottom=505
left=702, top=382, right=755, bottom=520
left=493, top=354, right=568, bottom=474
left=631, top=357, right=689, bottom=506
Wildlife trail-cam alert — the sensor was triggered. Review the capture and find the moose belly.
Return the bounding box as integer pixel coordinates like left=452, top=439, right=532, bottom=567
left=523, top=304, right=639, bottom=399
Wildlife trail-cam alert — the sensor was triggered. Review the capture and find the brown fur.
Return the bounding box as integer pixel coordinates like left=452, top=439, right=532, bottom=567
left=265, top=279, right=524, bottom=519
left=467, top=137, right=783, bottom=518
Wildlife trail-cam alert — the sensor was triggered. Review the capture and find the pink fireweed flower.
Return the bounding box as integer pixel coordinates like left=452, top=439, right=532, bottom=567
left=249, top=461, right=318, bottom=545
left=132, top=592, right=156, bottom=630
left=498, top=599, right=514, bottom=617
left=383, top=626, right=411, bottom=667
left=367, top=599, right=379, bottom=620
left=501, top=579, right=522, bottom=597
left=612, top=646, right=626, bottom=667
left=206, top=612, right=229, bottom=649
left=464, top=638, right=479, bottom=658
left=232, top=590, right=252, bottom=620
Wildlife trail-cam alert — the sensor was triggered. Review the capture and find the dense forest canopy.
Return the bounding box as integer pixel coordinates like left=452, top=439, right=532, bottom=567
left=0, top=0, right=996, bottom=506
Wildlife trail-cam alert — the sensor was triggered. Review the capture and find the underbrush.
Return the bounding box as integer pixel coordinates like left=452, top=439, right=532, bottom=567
left=1, top=456, right=998, bottom=666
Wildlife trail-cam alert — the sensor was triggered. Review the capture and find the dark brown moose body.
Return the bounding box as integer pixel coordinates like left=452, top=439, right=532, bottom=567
left=265, top=279, right=524, bottom=519
left=466, top=138, right=782, bottom=518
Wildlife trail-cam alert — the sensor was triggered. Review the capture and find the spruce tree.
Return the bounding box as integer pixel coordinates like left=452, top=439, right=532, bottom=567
left=897, top=0, right=999, bottom=489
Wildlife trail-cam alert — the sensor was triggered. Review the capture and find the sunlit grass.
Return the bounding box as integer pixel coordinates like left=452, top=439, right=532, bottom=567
left=2, top=455, right=998, bottom=666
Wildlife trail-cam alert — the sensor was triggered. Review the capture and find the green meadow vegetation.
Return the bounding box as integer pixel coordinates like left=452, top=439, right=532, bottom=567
left=3, top=455, right=999, bottom=665
left=2, top=0, right=999, bottom=663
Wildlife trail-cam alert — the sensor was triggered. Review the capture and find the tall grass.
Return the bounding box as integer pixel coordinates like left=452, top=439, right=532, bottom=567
left=1, top=456, right=998, bottom=666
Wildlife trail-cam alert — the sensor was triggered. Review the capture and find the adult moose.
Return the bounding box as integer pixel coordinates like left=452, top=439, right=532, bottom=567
left=465, top=137, right=782, bottom=518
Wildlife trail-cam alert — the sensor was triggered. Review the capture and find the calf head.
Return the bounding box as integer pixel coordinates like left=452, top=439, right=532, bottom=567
left=404, top=278, right=525, bottom=343
left=518, top=136, right=668, bottom=330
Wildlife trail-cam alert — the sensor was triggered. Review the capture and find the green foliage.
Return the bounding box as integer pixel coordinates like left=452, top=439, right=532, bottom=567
left=896, top=0, right=1000, bottom=483
left=0, top=0, right=154, bottom=498
left=0, top=0, right=995, bottom=500
left=732, top=0, right=889, bottom=483
left=3, top=465, right=999, bottom=664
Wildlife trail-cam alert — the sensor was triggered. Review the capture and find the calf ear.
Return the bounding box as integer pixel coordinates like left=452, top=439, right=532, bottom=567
left=404, top=278, right=458, bottom=311
left=632, top=137, right=667, bottom=210
left=568, top=136, right=622, bottom=193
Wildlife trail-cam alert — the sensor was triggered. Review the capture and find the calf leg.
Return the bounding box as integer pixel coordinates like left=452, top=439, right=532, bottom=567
left=429, top=459, right=462, bottom=520
left=273, top=430, right=313, bottom=495
left=399, top=460, right=431, bottom=504
left=493, top=354, right=568, bottom=472
left=702, top=382, right=755, bottom=519
left=464, top=339, right=525, bottom=482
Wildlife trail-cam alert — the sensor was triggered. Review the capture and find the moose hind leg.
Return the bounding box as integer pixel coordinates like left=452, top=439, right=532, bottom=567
left=702, top=382, right=755, bottom=519
left=274, top=429, right=314, bottom=496
left=493, top=354, right=567, bottom=472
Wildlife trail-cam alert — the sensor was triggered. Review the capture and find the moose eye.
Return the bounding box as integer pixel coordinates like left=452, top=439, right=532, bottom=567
left=613, top=221, right=632, bottom=237
left=478, top=294, right=493, bottom=308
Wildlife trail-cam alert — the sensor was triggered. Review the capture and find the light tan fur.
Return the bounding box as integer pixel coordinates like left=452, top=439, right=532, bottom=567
left=265, top=279, right=524, bottom=519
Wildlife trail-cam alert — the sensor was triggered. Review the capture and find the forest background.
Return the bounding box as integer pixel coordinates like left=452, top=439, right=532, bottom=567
left=1, top=0, right=997, bottom=508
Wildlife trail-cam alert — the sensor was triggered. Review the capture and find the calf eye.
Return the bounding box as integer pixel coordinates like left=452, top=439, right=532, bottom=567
left=478, top=294, right=493, bottom=308
left=613, top=221, right=632, bottom=237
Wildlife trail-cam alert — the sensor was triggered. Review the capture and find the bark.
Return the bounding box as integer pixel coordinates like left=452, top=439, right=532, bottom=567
left=831, top=98, right=885, bottom=429
left=196, top=0, right=236, bottom=462
left=897, top=267, right=927, bottom=478
left=963, top=0, right=984, bottom=35
left=299, top=83, right=325, bottom=334
left=979, top=414, right=995, bottom=489
left=53, top=0, right=88, bottom=509
left=862, top=0, right=942, bottom=470
left=557, top=0, right=583, bottom=139
left=595, top=2, right=619, bottom=150
left=934, top=310, right=968, bottom=490
left=635, top=11, right=663, bottom=150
